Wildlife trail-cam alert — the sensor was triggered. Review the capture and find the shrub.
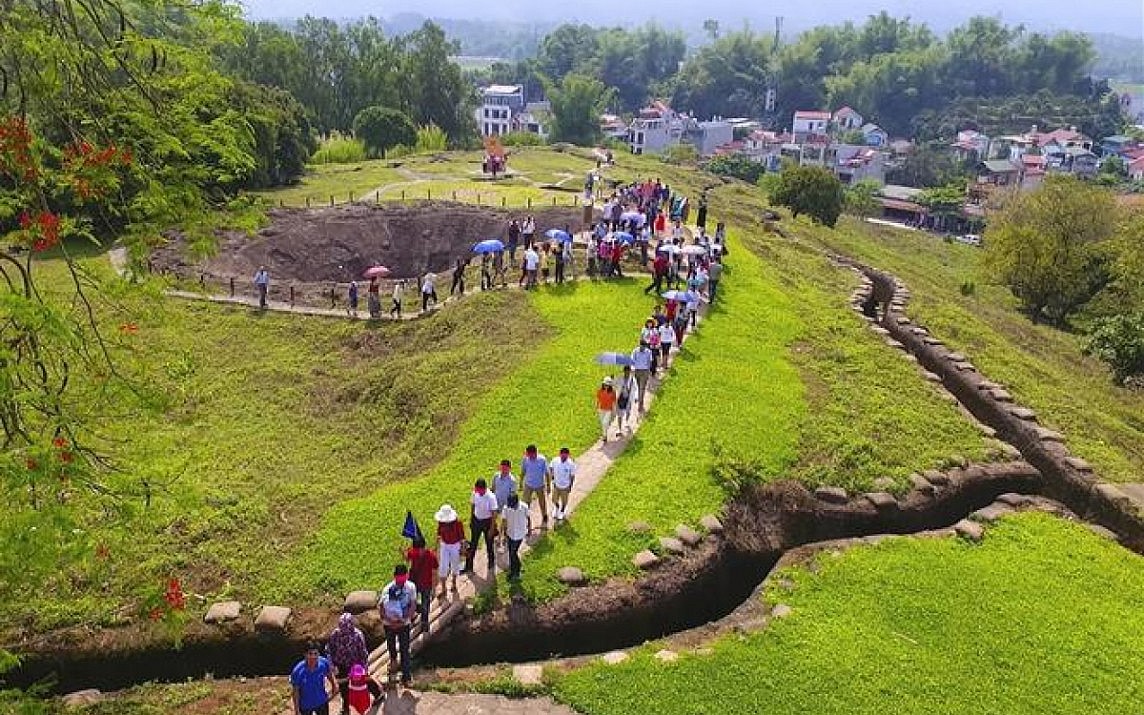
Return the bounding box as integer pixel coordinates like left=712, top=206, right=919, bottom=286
left=351, top=106, right=417, bottom=158
left=311, top=135, right=367, bottom=164
left=501, top=131, right=546, bottom=147
left=706, top=154, right=767, bottom=184
left=768, top=163, right=845, bottom=228
left=415, top=124, right=448, bottom=153
left=1084, top=313, right=1144, bottom=385
left=959, top=280, right=976, bottom=296
left=661, top=144, right=699, bottom=165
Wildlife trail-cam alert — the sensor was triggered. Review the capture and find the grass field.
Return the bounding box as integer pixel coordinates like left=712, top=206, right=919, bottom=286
left=553, top=512, right=1144, bottom=715
left=804, top=217, right=1144, bottom=484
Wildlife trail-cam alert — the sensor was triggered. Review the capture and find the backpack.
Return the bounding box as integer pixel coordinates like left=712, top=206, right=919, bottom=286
left=381, top=584, right=410, bottom=622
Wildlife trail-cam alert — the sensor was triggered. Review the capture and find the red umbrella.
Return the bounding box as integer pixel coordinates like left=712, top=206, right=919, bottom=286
left=363, top=265, right=390, bottom=279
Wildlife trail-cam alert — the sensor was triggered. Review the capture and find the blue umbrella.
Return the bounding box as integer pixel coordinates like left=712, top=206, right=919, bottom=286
left=473, top=239, right=505, bottom=254
left=661, top=290, right=688, bottom=302
left=401, top=510, right=423, bottom=540
left=595, top=352, right=634, bottom=367
left=545, top=228, right=572, bottom=243
left=611, top=232, right=635, bottom=245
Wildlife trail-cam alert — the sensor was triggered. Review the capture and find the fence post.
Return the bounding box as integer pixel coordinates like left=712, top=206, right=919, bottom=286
left=279, top=199, right=284, bottom=208
left=330, top=286, right=336, bottom=308
left=527, top=197, right=532, bottom=210
left=306, top=197, right=310, bottom=208
left=199, top=272, right=206, bottom=287
left=290, top=285, right=296, bottom=307
left=552, top=195, right=557, bottom=206
left=229, top=277, right=235, bottom=296
left=377, top=192, right=381, bottom=204
left=330, top=195, right=334, bottom=207
left=476, top=193, right=481, bottom=206
left=401, top=190, right=405, bottom=201
left=501, top=196, right=506, bottom=207
left=452, top=190, right=457, bottom=201
left=349, top=191, right=354, bottom=202
left=427, top=188, right=431, bottom=201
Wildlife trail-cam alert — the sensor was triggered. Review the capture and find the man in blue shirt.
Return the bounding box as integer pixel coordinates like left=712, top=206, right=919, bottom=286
left=519, top=444, right=550, bottom=528
left=290, top=641, right=337, bottom=715
left=253, top=266, right=269, bottom=310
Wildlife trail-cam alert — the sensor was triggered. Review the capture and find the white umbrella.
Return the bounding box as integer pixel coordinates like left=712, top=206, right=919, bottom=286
left=681, top=245, right=708, bottom=256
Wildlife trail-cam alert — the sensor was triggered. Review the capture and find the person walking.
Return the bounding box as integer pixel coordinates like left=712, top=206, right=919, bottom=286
left=502, top=494, right=530, bottom=580
left=520, top=445, right=550, bottom=528
left=327, top=614, right=377, bottom=715
left=596, top=376, right=618, bottom=443
left=615, top=366, right=639, bottom=435
left=562, top=236, right=575, bottom=280
left=645, top=251, right=667, bottom=295
left=522, top=216, right=536, bottom=249
left=553, top=243, right=566, bottom=284
left=254, top=265, right=270, bottom=309
left=630, top=341, right=653, bottom=412
left=378, top=565, right=417, bottom=688
left=538, top=244, right=550, bottom=284
left=707, top=259, right=724, bottom=303
left=348, top=280, right=360, bottom=318
left=464, top=478, right=498, bottom=575
left=523, top=246, right=540, bottom=289
left=434, top=504, right=464, bottom=598
left=480, top=253, right=493, bottom=291
left=696, top=195, right=708, bottom=231
left=507, top=219, right=520, bottom=261
left=420, top=273, right=437, bottom=312
left=390, top=280, right=404, bottom=318
left=492, top=460, right=516, bottom=548
left=291, top=642, right=338, bottom=715
left=493, top=250, right=507, bottom=289
left=658, top=320, right=675, bottom=372
left=450, top=257, right=466, bottom=298
left=549, top=447, right=577, bottom=521
left=404, top=536, right=438, bottom=634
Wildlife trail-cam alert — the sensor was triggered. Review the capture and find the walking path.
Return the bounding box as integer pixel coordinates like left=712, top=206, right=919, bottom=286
left=363, top=297, right=708, bottom=684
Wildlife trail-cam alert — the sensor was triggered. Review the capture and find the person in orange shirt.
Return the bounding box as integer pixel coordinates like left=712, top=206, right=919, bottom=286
left=596, top=376, right=618, bottom=443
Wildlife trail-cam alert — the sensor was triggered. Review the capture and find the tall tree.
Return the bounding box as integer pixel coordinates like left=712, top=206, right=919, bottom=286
left=769, top=163, right=845, bottom=227
left=546, top=74, right=616, bottom=146
left=400, top=21, right=476, bottom=146
left=673, top=30, right=774, bottom=119
left=985, top=176, right=1118, bottom=325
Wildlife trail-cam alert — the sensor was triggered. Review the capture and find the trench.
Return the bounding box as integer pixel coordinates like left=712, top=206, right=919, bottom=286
left=7, top=465, right=1042, bottom=693
left=418, top=465, right=1043, bottom=668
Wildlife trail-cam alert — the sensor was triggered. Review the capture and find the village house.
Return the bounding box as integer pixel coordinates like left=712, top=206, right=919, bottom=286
left=626, top=101, right=732, bottom=157
left=792, top=110, right=832, bottom=140
left=950, top=129, right=991, bottom=163
left=832, top=106, right=864, bottom=131
left=475, top=84, right=526, bottom=137
left=600, top=114, right=630, bottom=141
left=860, top=122, right=888, bottom=147
left=835, top=145, right=885, bottom=184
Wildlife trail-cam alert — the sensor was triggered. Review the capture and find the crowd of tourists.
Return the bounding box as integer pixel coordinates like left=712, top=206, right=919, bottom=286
left=286, top=185, right=728, bottom=715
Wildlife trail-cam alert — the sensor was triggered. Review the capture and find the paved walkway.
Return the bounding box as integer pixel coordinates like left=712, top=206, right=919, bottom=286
left=365, top=290, right=707, bottom=682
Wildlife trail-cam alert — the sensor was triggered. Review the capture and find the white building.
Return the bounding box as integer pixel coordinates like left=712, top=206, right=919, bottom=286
left=628, top=101, right=681, bottom=155
left=792, top=110, right=832, bottom=139
left=475, top=85, right=526, bottom=137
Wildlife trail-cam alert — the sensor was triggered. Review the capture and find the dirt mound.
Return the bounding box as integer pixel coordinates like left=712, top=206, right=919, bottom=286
left=154, top=202, right=592, bottom=282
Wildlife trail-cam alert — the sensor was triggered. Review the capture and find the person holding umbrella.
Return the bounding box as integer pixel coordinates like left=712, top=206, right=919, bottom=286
left=596, top=376, right=618, bottom=443
left=615, top=365, right=640, bottom=435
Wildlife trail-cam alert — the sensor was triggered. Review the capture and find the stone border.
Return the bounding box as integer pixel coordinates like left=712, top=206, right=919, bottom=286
left=841, top=257, right=1144, bottom=551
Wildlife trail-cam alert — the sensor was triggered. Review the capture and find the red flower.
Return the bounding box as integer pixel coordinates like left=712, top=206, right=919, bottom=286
left=17, top=211, right=31, bottom=229
left=59, top=450, right=74, bottom=464
left=95, top=543, right=110, bottom=560
left=52, top=436, right=68, bottom=448
left=119, top=322, right=139, bottom=335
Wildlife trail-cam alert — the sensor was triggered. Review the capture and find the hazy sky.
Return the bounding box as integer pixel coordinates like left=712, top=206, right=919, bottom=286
left=239, top=0, right=1144, bottom=36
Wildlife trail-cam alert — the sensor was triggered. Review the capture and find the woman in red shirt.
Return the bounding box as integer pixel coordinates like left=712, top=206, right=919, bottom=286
left=405, top=536, right=438, bottom=633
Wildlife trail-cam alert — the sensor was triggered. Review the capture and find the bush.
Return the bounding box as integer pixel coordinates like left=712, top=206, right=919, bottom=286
left=415, top=124, right=448, bottom=153
left=310, top=135, right=367, bottom=164
left=661, top=143, right=699, bottom=165
left=1085, top=313, right=1144, bottom=385
left=768, top=163, right=845, bottom=228
left=351, top=106, right=417, bottom=158
left=959, top=280, right=976, bottom=296
left=706, top=154, right=767, bottom=184
left=501, top=131, right=546, bottom=147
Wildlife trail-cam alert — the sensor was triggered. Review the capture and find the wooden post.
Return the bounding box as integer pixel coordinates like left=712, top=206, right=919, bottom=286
left=452, top=190, right=457, bottom=200
left=552, top=195, right=557, bottom=206
left=330, top=195, right=335, bottom=207
left=501, top=196, right=506, bottom=207
left=199, top=272, right=206, bottom=287
left=330, top=286, right=336, bottom=308
left=229, top=277, right=235, bottom=296
left=527, top=197, right=532, bottom=210
left=290, top=286, right=296, bottom=307
left=305, top=197, right=310, bottom=208
left=279, top=199, right=284, bottom=207
left=476, top=193, right=481, bottom=206
left=427, top=188, right=431, bottom=201
left=349, top=191, right=354, bottom=202
left=401, top=190, right=405, bottom=201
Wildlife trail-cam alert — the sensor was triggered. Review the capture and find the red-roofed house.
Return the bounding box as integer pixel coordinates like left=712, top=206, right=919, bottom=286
left=1130, top=156, right=1144, bottom=181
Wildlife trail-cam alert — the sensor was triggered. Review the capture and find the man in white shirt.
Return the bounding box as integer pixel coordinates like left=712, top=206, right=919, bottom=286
left=630, top=341, right=655, bottom=412
left=523, top=247, right=540, bottom=289
left=420, top=273, right=437, bottom=312
left=465, top=478, right=498, bottom=574
left=502, top=494, right=530, bottom=580
left=549, top=447, right=577, bottom=521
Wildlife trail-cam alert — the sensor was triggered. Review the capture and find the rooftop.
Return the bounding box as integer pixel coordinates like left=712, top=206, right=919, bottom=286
left=483, top=84, right=523, bottom=95
left=879, top=184, right=925, bottom=201
left=982, top=159, right=1020, bottom=173
left=794, top=110, right=832, bottom=120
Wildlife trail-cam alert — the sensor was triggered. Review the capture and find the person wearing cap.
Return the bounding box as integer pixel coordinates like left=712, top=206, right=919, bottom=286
left=596, top=376, right=618, bottom=442
left=378, top=565, right=418, bottom=687
left=502, top=493, right=530, bottom=580
left=465, top=478, right=498, bottom=574
left=630, top=341, right=654, bottom=412
left=327, top=613, right=375, bottom=715
left=492, top=460, right=516, bottom=549
left=549, top=448, right=577, bottom=521
left=520, top=445, right=550, bottom=527
left=434, top=504, right=464, bottom=598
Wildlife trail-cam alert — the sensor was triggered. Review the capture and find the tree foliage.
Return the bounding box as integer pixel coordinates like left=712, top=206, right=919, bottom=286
left=769, top=163, right=845, bottom=227
left=546, top=74, right=615, bottom=146
left=844, top=178, right=882, bottom=219
left=706, top=154, right=768, bottom=184
left=352, top=107, right=416, bottom=157
left=1085, top=314, right=1144, bottom=385
left=985, top=176, right=1118, bottom=325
